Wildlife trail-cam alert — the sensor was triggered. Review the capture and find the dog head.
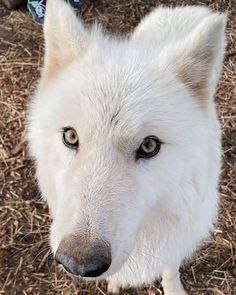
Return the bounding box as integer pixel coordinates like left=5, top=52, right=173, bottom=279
left=28, top=0, right=226, bottom=278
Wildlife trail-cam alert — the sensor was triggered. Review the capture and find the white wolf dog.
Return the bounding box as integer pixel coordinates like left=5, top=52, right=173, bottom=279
left=27, top=0, right=226, bottom=293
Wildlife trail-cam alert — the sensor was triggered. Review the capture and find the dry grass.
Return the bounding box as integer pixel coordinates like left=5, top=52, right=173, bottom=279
left=0, top=0, right=235, bottom=294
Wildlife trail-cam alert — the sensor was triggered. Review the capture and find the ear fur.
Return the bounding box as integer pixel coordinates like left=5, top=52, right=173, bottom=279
left=169, top=13, right=227, bottom=104
left=42, top=0, right=89, bottom=80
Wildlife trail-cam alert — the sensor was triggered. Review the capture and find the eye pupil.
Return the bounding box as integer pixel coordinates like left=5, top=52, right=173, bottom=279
left=142, top=139, right=156, bottom=152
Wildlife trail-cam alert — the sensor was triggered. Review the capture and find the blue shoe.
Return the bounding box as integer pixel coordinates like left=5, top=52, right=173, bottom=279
left=68, top=0, right=81, bottom=9
left=27, top=0, right=46, bottom=24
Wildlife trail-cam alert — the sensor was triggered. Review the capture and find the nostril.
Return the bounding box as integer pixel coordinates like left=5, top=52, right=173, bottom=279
left=83, top=260, right=111, bottom=277
left=55, top=251, right=111, bottom=277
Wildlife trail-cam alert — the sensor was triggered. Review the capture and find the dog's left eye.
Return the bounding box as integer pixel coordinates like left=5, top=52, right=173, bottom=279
left=62, top=127, right=79, bottom=150
left=136, top=136, right=161, bottom=160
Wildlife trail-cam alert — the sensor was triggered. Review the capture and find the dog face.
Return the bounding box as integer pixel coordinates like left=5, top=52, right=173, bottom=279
left=28, top=0, right=225, bottom=278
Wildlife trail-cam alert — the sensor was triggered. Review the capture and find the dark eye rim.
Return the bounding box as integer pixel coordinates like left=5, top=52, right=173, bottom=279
left=136, top=135, right=161, bottom=160
left=62, top=126, right=79, bottom=150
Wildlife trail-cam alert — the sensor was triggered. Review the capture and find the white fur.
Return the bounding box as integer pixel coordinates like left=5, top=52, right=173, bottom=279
left=27, top=1, right=226, bottom=294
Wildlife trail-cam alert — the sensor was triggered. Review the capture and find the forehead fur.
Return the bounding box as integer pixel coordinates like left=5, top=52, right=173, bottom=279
left=36, top=43, right=200, bottom=148
left=41, top=0, right=226, bottom=124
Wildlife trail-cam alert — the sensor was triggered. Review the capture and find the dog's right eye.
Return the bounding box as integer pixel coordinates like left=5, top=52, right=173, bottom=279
left=62, top=127, right=79, bottom=150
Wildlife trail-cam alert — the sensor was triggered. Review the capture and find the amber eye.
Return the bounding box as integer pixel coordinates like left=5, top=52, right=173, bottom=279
left=62, top=127, right=79, bottom=150
left=136, top=136, right=161, bottom=160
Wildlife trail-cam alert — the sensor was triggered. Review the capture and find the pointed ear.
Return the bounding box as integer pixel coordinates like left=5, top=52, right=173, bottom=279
left=42, top=0, right=89, bottom=80
left=169, top=13, right=226, bottom=104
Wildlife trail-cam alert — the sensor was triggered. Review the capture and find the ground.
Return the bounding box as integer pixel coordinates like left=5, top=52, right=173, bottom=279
left=0, top=0, right=235, bottom=294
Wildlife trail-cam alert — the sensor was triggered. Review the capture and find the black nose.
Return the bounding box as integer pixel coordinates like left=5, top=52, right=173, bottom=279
left=55, top=252, right=111, bottom=277
left=55, top=234, right=111, bottom=278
